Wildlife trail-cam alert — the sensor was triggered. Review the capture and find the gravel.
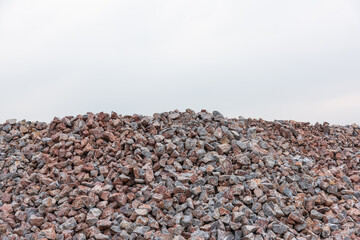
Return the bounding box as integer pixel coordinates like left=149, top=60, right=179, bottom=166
left=0, top=110, right=360, bottom=239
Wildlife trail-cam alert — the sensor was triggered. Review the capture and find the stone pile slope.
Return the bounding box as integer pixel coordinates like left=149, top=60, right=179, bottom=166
left=0, top=110, right=359, bottom=240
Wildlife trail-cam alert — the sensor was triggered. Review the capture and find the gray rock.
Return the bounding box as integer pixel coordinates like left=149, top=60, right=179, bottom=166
left=234, top=230, right=242, bottom=240
left=282, top=187, right=293, bottom=197
left=236, top=141, right=248, bottom=151
left=263, top=203, right=276, bottom=217
left=110, top=225, right=121, bottom=233
left=3, top=124, right=11, bottom=132
left=61, top=217, right=77, bottom=230
left=272, top=223, right=289, bottom=234
left=74, top=233, right=87, bottom=240
left=327, top=185, right=338, bottom=194
left=265, top=156, right=275, bottom=168
left=185, top=138, right=197, bottom=150
left=89, top=208, right=102, bottom=218
left=217, top=229, right=234, bottom=240
left=208, top=176, right=219, bottom=186
left=232, top=212, right=245, bottom=222
left=282, top=205, right=296, bottom=216
left=241, top=225, right=258, bottom=235
left=295, top=223, right=306, bottom=232
left=191, top=230, right=210, bottom=240
left=202, top=152, right=219, bottom=163
left=94, top=233, right=110, bottom=240
left=247, top=127, right=256, bottom=138
left=310, top=210, right=324, bottom=220
left=133, top=226, right=150, bottom=235
left=321, top=225, right=331, bottom=238
left=241, top=233, right=254, bottom=240
left=243, top=196, right=253, bottom=205
left=181, top=215, right=193, bottom=228
left=212, top=111, right=223, bottom=118
left=86, top=214, right=99, bottom=225
left=197, top=127, right=208, bottom=136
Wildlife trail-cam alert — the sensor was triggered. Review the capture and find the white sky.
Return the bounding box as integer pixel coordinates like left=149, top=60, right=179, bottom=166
left=0, top=1, right=359, bottom=125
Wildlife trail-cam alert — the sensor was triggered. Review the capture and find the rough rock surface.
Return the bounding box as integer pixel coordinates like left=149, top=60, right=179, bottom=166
left=0, top=109, right=360, bottom=239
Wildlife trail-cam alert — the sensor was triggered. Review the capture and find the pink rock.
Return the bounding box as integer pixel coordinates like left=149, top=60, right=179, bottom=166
left=42, top=228, right=56, bottom=240
left=29, top=216, right=44, bottom=227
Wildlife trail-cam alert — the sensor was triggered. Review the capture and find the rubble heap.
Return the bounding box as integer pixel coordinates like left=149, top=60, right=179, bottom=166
left=0, top=110, right=359, bottom=240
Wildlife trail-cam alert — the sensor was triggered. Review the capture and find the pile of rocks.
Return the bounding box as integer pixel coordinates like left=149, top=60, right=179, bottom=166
left=0, top=110, right=359, bottom=240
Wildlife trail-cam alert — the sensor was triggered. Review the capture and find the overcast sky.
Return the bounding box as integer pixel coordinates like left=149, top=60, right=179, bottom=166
left=0, top=1, right=359, bottom=125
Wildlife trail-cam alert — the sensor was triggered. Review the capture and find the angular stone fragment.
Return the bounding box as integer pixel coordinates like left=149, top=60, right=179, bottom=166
left=289, top=211, right=305, bottom=224
left=42, top=197, right=56, bottom=207
left=264, top=156, right=275, bottom=168
left=233, top=212, right=245, bottom=222
left=241, top=225, right=258, bottom=235
left=191, top=229, right=210, bottom=239
left=181, top=215, right=193, bottom=228
left=321, top=225, right=331, bottom=238
left=145, top=169, right=154, bottom=183
left=216, top=144, right=232, bottom=154
left=94, top=233, right=110, bottom=240
left=0, top=204, right=13, bottom=213
left=62, top=217, right=77, bottom=230
left=41, top=228, right=56, bottom=240
left=110, top=225, right=121, bottom=233
left=272, top=223, right=289, bottom=235
left=243, top=196, right=253, bottom=205
left=310, top=210, right=324, bottom=220
left=29, top=216, right=44, bottom=227
left=86, top=214, right=99, bottom=225
left=263, top=203, right=276, bottom=217
left=217, top=229, right=234, bottom=240
left=97, top=219, right=112, bottom=230
left=133, top=226, right=150, bottom=235
left=109, top=193, right=127, bottom=206
left=135, top=208, right=150, bottom=216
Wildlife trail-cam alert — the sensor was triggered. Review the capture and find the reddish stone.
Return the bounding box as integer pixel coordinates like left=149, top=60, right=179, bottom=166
left=42, top=228, right=56, bottom=240
left=97, top=219, right=112, bottom=230
left=15, top=211, right=27, bottom=221
left=82, top=163, right=94, bottom=172
left=40, top=176, right=54, bottom=185
left=99, top=191, right=109, bottom=201
left=29, top=216, right=44, bottom=227
left=145, top=169, right=154, bottom=183
left=2, top=193, right=12, bottom=203
left=109, top=193, right=127, bottom=206
left=0, top=204, right=13, bottom=213
left=219, top=207, right=230, bottom=216
left=103, top=131, right=115, bottom=142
